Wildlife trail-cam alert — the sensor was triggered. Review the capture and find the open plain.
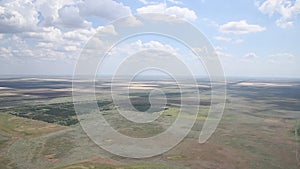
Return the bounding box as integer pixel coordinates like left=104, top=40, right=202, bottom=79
left=0, top=77, right=299, bottom=169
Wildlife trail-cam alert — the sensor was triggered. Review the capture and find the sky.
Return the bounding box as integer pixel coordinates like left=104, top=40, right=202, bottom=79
left=0, top=0, right=299, bottom=78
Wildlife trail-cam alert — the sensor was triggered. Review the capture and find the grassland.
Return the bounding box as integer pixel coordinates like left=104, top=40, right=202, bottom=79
left=0, top=113, right=67, bottom=138
left=57, top=162, right=169, bottom=169
left=0, top=77, right=299, bottom=169
left=0, top=113, right=67, bottom=169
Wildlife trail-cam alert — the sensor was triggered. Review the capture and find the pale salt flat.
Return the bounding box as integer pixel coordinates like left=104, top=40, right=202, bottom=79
left=237, top=82, right=294, bottom=87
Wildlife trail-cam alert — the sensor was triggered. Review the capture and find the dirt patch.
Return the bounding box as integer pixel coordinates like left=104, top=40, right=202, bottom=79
left=44, top=153, right=59, bottom=163
left=164, top=138, right=250, bottom=169
left=84, top=157, right=123, bottom=166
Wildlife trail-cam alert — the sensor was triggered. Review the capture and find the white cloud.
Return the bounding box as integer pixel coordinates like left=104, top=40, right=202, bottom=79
left=275, top=18, right=294, bottom=28
left=0, top=35, right=37, bottom=60
left=138, top=0, right=149, bottom=5
left=116, top=15, right=142, bottom=26
left=110, top=40, right=178, bottom=57
left=215, top=46, right=233, bottom=58
left=268, top=52, right=295, bottom=63
left=22, top=27, right=63, bottom=42
left=98, top=40, right=196, bottom=76
left=0, top=0, right=130, bottom=62
left=0, top=47, right=13, bottom=60
left=58, top=5, right=91, bottom=28
left=137, top=3, right=165, bottom=13
left=270, top=52, right=294, bottom=58
left=78, top=0, right=131, bottom=20
left=220, top=20, right=266, bottom=34
left=96, top=25, right=117, bottom=35
left=0, top=0, right=39, bottom=33
left=235, top=39, right=244, bottom=43
left=0, top=0, right=132, bottom=31
left=244, top=52, right=258, bottom=59
left=257, top=0, right=300, bottom=28
left=36, top=0, right=130, bottom=28
left=0, top=24, right=117, bottom=61
left=216, top=51, right=232, bottom=58
left=35, top=0, right=75, bottom=27
left=215, top=36, right=232, bottom=42
left=136, top=3, right=197, bottom=21
left=214, top=36, right=244, bottom=43
left=166, top=6, right=197, bottom=20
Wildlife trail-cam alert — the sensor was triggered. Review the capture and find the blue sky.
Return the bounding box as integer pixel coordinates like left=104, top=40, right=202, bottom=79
left=0, top=0, right=299, bottom=78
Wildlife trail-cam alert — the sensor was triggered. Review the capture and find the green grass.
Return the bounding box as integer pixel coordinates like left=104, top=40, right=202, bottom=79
left=165, top=154, right=187, bottom=160
left=290, top=123, right=300, bottom=140
left=162, top=108, right=179, bottom=117
left=0, top=113, right=66, bottom=138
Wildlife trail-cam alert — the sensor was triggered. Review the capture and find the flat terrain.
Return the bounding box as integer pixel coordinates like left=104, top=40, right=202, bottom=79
left=0, top=77, right=299, bottom=169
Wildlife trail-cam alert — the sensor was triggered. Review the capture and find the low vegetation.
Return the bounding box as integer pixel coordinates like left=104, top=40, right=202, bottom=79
left=8, top=102, right=78, bottom=126
left=7, top=100, right=114, bottom=126
left=58, top=162, right=170, bottom=169
left=0, top=113, right=66, bottom=138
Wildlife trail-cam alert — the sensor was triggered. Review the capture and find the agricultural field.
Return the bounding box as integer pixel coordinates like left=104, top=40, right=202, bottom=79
left=0, top=77, right=299, bottom=169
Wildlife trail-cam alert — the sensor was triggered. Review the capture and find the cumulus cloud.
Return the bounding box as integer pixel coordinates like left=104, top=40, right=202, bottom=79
left=58, top=5, right=91, bottom=28
left=0, top=47, right=13, bottom=59
left=97, top=40, right=188, bottom=76
left=215, top=46, right=233, bottom=58
left=267, top=52, right=295, bottom=63
left=0, top=0, right=197, bottom=65
left=36, top=0, right=130, bottom=28
left=214, top=36, right=232, bottom=42
left=275, top=18, right=293, bottom=28
left=0, top=0, right=132, bottom=63
left=244, top=52, right=258, bottom=59
left=214, top=36, right=244, bottom=43
left=78, top=0, right=131, bottom=20
left=0, top=35, right=37, bottom=60
left=219, top=20, right=266, bottom=34
left=35, top=0, right=75, bottom=27
left=257, top=0, right=300, bottom=28
left=22, top=27, right=64, bottom=42
left=137, top=3, right=197, bottom=21
left=0, top=0, right=132, bottom=32
left=137, top=3, right=165, bottom=13
left=0, top=0, right=39, bottom=33
left=110, top=40, right=178, bottom=57
left=0, top=24, right=117, bottom=61
left=166, top=6, right=197, bottom=20
left=270, top=52, right=294, bottom=58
